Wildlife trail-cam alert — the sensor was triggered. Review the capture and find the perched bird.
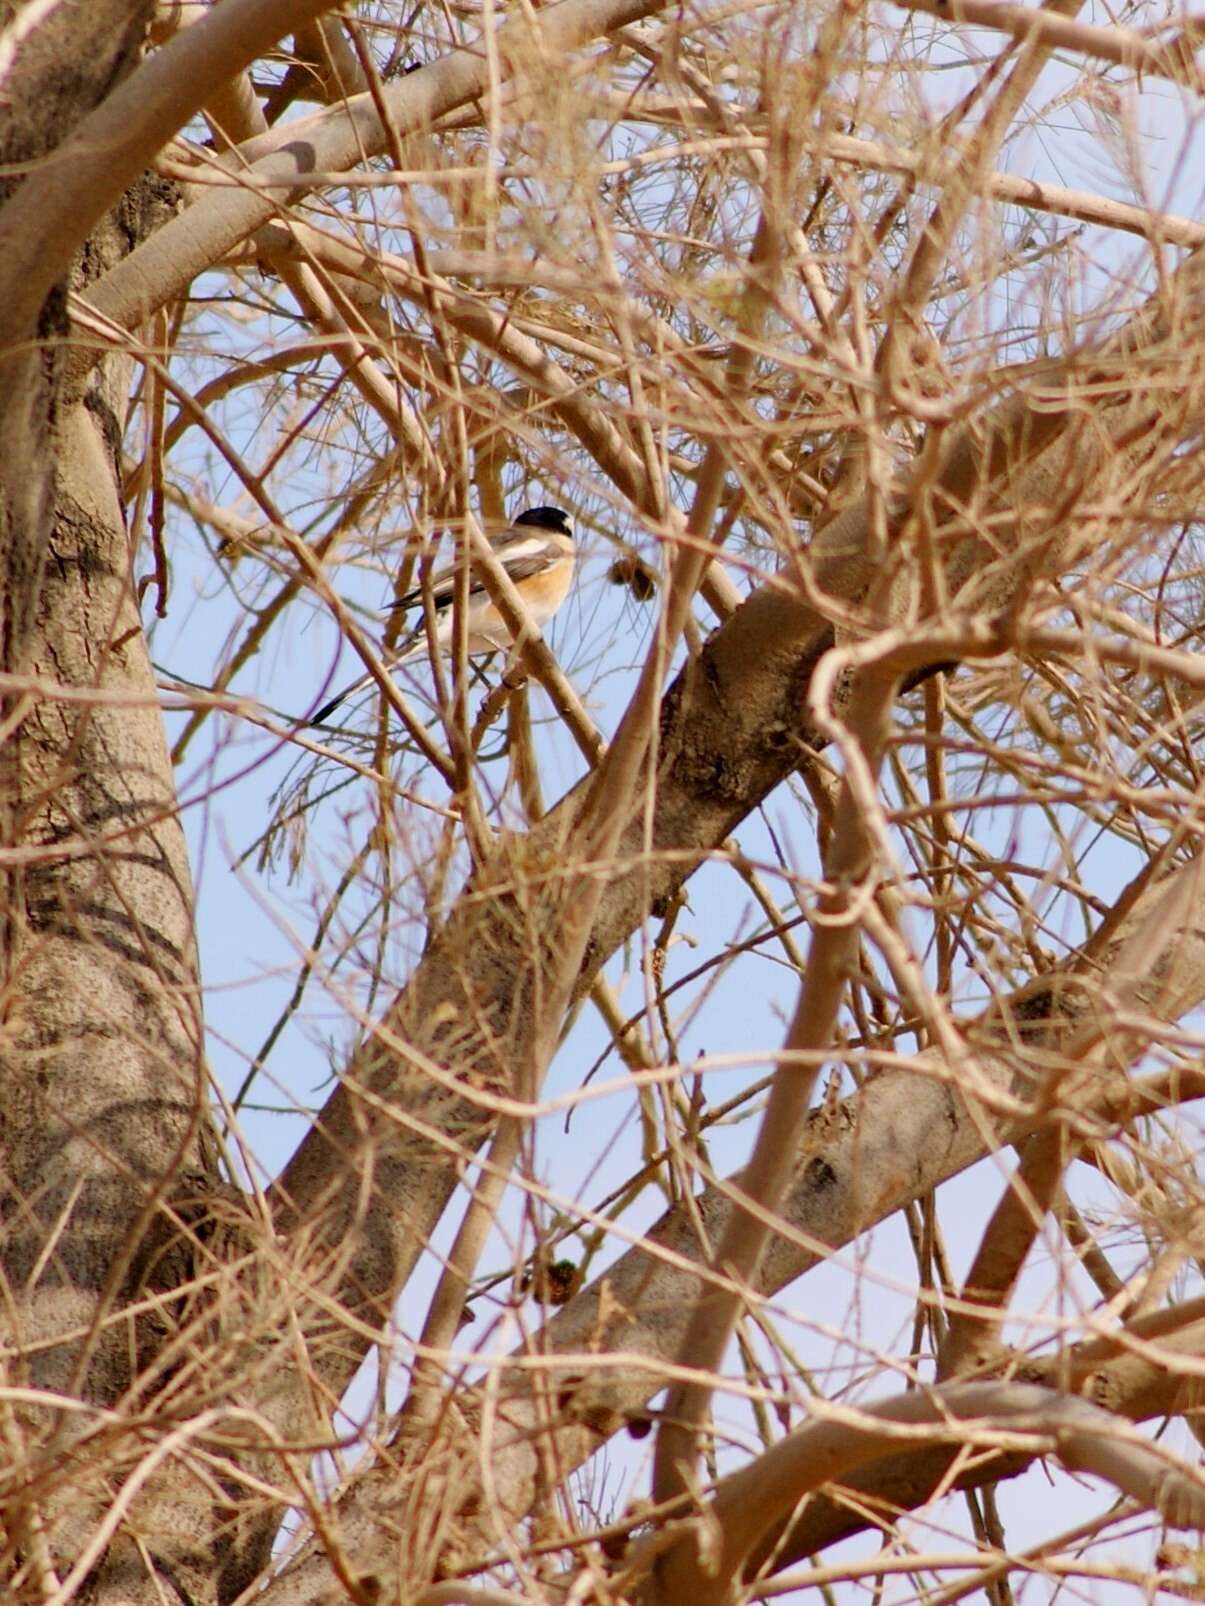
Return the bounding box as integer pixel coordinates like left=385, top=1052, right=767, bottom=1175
left=309, top=506, right=575, bottom=726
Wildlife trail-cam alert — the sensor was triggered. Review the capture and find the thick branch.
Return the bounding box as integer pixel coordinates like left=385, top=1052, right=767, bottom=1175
left=0, top=0, right=341, bottom=344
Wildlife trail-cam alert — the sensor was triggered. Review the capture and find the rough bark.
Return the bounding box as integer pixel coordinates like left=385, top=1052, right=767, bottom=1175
left=0, top=9, right=265, bottom=1601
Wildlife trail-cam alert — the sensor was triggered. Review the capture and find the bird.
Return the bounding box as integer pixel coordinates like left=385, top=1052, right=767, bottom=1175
left=309, top=506, right=575, bottom=726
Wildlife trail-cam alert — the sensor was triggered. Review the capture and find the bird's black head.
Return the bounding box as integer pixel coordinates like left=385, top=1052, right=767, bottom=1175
left=514, top=506, right=573, bottom=539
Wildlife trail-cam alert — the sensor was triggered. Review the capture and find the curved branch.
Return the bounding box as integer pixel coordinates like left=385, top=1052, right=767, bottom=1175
left=639, top=1379, right=1205, bottom=1605
left=753, top=1293, right=1205, bottom=1576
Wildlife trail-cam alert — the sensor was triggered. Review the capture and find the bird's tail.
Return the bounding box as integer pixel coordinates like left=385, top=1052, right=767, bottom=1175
left=308, top=672, right=375, bottom=728
left=308, top=637, right=430, bottom=726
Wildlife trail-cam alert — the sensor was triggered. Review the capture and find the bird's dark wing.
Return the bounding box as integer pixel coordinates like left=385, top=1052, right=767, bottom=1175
left=392, top=571, right=485, bottom=615
left=390, top=534, right=560, bottom=614
left=489, top=545, right=561, bottom=585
